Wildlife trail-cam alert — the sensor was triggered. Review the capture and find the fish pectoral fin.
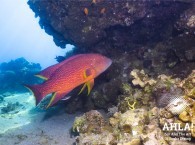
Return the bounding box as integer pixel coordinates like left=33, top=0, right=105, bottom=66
left=78, top=68, right=95, bottom=96
left=46, top=91, right=70, bottom=109
left=78, top=83, right=87, bottom=95
left=87, top=79, right=94, bottom=95
left=78, top=79, right=94, bottom=95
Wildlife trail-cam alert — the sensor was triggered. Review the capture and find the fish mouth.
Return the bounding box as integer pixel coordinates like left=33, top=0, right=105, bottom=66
left=107, top=58, right=112, bottom=67
left=103, top=58, right=112, bottom=72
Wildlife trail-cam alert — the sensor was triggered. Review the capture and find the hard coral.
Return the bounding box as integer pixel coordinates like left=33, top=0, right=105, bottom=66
left=72, top=110, right=109, bottom=134
left=0, top=58, right=41, bottom=93
left=130, top=69, right=157, bottom=88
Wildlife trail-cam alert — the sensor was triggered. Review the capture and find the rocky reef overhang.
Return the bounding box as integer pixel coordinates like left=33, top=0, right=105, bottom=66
left=28, top=0, right=194, bottom=51
left=27, top=0, right=195, bottom=110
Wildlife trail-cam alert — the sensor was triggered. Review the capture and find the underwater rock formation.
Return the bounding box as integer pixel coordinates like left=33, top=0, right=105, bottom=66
left=175, top=2, right=195, bottom=34
left=28, top=0, right=191, bottom=49
left=28, top=0, right=195, bottom=111
left=0, top=57, right=41, bottom=93
left=27, top=0, right=195, bottom=144
left=28, top=0, right=152, bottom=48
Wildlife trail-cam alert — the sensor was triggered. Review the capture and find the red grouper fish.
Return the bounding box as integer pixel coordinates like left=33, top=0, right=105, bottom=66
left=24, top=53, right=112, bottom=108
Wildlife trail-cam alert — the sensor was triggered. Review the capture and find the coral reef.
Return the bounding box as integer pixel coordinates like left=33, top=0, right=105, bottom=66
left=72, top=110, right=110, bottom=134
left=72, top=70, right=195, bottom=144
left=0, top=57, right=42, bottom=93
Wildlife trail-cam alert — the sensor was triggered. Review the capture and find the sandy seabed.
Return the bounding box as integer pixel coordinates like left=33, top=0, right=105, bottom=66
left=0, top=93, right=79, bottom=145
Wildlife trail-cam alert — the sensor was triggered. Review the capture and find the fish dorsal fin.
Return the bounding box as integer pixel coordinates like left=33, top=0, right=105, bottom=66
left=36, top=54, right=84, bottom=80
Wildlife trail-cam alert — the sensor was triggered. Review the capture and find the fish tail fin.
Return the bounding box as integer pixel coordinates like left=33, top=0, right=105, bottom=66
left=24, top=84, right=44, bottom=106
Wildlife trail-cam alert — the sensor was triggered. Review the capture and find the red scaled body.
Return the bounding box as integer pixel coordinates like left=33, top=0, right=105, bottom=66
left=25, top=54, right=112, bottom=108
